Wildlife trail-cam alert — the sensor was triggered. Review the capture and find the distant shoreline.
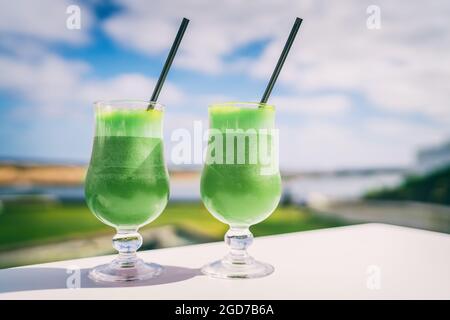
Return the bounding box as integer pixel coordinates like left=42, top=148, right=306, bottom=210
left=0, top=164, right=200, bottom=186
left=0, top=162, right=407, bottom=187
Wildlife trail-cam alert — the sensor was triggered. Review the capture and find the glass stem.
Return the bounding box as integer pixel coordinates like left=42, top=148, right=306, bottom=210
left=224, top=227, right=254, bottom=265
left=112, top=228, right=142, bottom=267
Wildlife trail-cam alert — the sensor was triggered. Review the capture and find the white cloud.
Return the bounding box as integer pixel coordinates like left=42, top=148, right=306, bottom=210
left=0, top=0, right=94, bottom=44
left=80, top=73, right=185, bottom=106
left=103, top=16, right=176, bottom=55
left=1, top=0, right=449, bottom=169
left=103, top=0, right=450, bottom=121
left=364, top=118, right=447, bottom=150
left=0, top=54, right=90, bottom=116
left=0, top=52, right=185, bottom=117
left=2, top=48, right=443, bottom=169
left=279, top=119, right=449, bottom=170
left=248, top=0, right=450, bottom=120
left=104, top=0, right=302, bottom=74
left=271, top=95, right=352, bottom=115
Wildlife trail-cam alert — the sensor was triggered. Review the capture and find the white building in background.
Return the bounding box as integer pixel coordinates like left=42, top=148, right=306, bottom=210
left=415, top=140, right=450, bottom=174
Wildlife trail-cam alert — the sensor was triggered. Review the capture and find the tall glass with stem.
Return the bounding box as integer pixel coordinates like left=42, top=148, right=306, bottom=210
left=85, top=100, right=169, bottom=282
left=200, top=102, right=282, bottom=279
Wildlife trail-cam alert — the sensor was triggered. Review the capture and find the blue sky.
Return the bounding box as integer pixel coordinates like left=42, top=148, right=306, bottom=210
left=0, top=0, right=449, bottom=170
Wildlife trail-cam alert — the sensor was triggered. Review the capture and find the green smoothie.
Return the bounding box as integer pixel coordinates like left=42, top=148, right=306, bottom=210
left=201, top=104, right=282, bottom=227
left=85, top=108, right=169, bottom=228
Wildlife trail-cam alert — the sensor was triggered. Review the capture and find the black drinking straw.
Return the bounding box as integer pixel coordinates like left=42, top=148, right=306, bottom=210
left=260, top=17, right=303, bottom=104
left=148, top=18, right=190, bottom=110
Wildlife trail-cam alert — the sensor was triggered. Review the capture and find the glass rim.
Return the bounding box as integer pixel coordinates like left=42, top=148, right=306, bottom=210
left=208, top=101, right=275, bottom=110
left=94, top=100, right=164, bottom=111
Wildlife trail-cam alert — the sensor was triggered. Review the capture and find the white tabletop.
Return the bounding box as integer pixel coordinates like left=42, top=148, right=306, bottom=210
left=0, top=223, right=449, bottom=299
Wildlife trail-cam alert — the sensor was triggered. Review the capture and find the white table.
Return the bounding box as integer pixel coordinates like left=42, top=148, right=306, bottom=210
left=0, top=224, right=449, bottom=299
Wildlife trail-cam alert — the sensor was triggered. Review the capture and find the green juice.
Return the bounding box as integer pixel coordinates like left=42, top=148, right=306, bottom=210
left=85, top=109, right=169, bottom=228
left=201, top=105, right=282, bottom=227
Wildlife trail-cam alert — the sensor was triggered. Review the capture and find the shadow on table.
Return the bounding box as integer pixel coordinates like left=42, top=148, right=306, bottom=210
left=0, top=265, right=203, bottom=294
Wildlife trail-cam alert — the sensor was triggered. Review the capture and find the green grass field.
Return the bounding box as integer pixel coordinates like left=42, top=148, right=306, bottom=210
left=0, top=200, right=347, bottom=252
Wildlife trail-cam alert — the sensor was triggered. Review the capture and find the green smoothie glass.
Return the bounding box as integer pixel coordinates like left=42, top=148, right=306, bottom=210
left=201, top=102, right=282, bottom=279
left=85, top=100, right=169, bottom=282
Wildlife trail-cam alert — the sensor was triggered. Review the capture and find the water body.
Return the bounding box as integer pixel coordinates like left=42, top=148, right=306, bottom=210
left=286, top=173, right=403, bottom=204
left=0, top=173, right=402, bottom=203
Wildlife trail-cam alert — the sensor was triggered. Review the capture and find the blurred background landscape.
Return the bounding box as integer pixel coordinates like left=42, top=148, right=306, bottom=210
left=0, top=0, right=449, bottom=268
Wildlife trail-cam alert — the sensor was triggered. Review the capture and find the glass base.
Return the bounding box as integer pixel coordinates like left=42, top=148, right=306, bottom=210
left=89, top=258, right=162, bottom=283
left=202, top=258, right=274, bottom=279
